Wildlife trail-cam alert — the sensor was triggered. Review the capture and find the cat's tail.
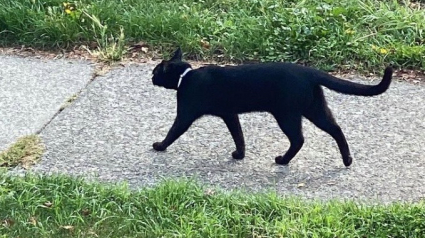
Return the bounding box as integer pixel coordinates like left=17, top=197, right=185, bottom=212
left=316, top=66, right=393, bottom=96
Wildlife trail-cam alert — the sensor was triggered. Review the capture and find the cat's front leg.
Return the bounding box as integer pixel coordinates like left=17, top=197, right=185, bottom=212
left=153, top=113, right=198, bottom=151
left=152, top=142, right=167, bottom=151
left=221, top=114, right=245, bottom=159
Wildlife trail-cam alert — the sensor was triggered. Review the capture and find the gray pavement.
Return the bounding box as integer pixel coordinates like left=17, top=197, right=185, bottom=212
left=2, top=55, right=424, bottom=203
left=0, top=55, right=93, bottom=150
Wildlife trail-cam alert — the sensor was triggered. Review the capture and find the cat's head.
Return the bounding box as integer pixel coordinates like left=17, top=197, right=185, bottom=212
left=152, top=47, right=186, bottom=90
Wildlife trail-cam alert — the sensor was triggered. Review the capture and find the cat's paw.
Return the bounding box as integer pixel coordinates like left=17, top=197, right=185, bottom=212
left=153, top=142, right=166, bottom=151
left=343, top=155, right=353, bottom=167
left=232, top=151, right=245, bottom=160
left=275, top=156, right=291, bottom=165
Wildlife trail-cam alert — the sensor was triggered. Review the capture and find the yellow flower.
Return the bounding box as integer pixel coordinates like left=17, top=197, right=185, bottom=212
left=63, top=2, right=76, bottom=15
left=380, top=48, right=388, bottom=54
left=371, top=45, right=378, bottom=50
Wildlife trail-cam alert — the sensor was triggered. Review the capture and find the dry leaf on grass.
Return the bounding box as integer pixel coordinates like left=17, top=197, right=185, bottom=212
left=129, top=41, right=149, bottom=52
left=81, top=208, right=91, bottom=216
left=87, top=229, right=99, bottom=237
left=2, top=218, right=15, bottom=228
left=41, top=201, right=53, bottom=208
left=61, top=225, right=75, bottom=232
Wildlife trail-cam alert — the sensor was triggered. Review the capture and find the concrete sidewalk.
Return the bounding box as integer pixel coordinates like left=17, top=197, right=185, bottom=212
left=0, top=55, right=93, bottom=151
left=1, top=55, right=424, bottom=203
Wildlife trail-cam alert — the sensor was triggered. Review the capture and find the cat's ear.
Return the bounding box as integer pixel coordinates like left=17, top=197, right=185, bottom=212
left=169, top=47, right=182, bottom=61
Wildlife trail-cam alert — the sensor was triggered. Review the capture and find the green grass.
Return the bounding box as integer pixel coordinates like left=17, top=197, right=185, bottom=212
left=0, top=135, right=45, bottom=170
left=0, top=0, right=424, bottom=71
left=0, top=174, right=424, bottom=237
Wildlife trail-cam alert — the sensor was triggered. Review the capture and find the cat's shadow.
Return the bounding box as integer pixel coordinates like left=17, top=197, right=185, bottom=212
left=273, top=162, right=351, bottom=186
left=149, top=147, right=351, bottom=189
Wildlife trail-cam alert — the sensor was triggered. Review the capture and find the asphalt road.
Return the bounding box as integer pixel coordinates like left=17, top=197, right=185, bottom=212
left=2, top=55, right=424, bottom=203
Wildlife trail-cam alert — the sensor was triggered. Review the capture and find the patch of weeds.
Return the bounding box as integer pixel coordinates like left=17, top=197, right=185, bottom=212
left=59, top=93, right=78, bottom=111
left=0, top=135, right=45, bottom=169
left=82, top=12, right=127, bottom=62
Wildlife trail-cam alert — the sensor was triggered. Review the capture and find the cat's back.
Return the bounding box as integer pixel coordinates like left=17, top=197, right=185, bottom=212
left=197, top=62, right=316, bottom=86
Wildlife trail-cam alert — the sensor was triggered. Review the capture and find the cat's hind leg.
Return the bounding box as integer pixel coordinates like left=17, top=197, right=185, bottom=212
left=221, top=114, right=245, bottom=159
left=304, top=91, right=353, bottom=167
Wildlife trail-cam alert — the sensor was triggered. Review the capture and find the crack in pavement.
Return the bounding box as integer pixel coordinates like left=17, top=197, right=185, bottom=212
left=34, top=65, right=106, bottom=135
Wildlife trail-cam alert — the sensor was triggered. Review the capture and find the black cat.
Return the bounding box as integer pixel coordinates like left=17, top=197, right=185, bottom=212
left=151, top=47, right=392, bottom=167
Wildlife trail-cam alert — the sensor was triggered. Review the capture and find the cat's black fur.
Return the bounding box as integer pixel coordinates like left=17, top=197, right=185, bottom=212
left=151, top=47, right=392, bottom=167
